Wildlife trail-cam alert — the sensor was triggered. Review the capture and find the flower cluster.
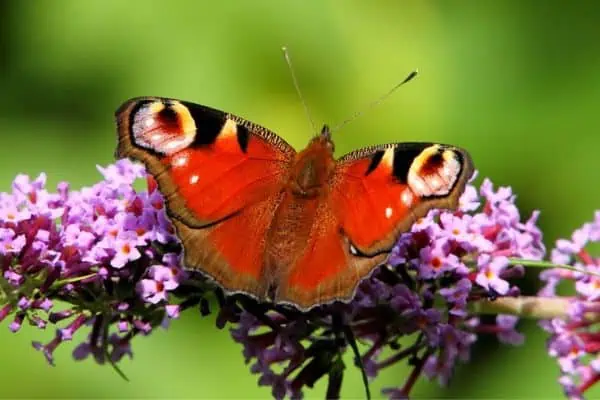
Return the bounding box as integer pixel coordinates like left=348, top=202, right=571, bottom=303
left=539, top=212, right=600, bottom=399
left=5, top=159, right=582, bottom=399
left=0, top=160, right=191, bottom=366
left=227, top=176, right=545, bottom=399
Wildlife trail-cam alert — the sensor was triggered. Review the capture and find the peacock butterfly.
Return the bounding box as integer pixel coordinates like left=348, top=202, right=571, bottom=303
left=115, top=97, right=474, bottom=310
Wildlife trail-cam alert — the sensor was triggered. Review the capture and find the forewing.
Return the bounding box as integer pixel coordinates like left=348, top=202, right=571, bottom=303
left=116, top=97, right=295, bottom=295
left=333, top=143, right=474, bottom=254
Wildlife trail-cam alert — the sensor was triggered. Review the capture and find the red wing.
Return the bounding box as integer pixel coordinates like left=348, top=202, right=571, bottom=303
left=116, top=97, right=295, bottom=294
left=277, top=143, right=474, bottom=309
left=333, top=143, right=474, bottom=254
left=171, top=193, right=281, bottom=298
left=276, top=199, right=388, bottom=309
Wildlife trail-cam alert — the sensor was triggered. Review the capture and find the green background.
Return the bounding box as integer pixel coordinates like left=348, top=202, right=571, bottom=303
left=1, top=1, right=599, bottom=398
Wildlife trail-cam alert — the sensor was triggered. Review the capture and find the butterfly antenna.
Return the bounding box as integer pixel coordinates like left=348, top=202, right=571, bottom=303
left=282, top=46, right=318, bottom=135
left=330, top=70, right=418, bottom=134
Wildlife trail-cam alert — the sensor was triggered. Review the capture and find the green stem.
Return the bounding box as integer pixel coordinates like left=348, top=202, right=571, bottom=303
left=508, top=258, right=600, bottom=278
left=102, top=311, right=129, bottom=382
left=50, top=273, right=98, bottom=291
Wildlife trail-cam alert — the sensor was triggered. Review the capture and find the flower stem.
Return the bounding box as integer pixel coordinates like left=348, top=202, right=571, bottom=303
left=342, top=323, right=370, bottom=400
left=508, top=258, right=600, bottom=278
left=398, top=348, right=434, bottom=398
left=471, top=296, right=573, bottom=320
left=50, top=273, right=98, bottom=290
left=471, top=296, right=600, bottom=322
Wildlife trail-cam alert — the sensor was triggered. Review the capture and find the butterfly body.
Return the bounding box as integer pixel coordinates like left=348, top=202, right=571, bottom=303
left=116, top=97, right=474, bottom=310
left=288, top=130, right=335, bottom=198
left=261, top=130, right=336, bottom=296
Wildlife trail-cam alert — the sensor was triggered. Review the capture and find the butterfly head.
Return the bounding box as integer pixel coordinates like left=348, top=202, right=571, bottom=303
left=289, top=125, right=336, bottom=197
left=308, top=124, right=335, bottom=154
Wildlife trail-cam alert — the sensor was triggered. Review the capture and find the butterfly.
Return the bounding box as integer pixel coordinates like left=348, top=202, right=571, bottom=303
left=115, top=97, right=474, bottom=310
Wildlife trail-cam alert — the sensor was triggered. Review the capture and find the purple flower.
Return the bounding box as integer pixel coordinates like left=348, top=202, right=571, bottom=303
left=9, top=313, right=24, bottom=332
left=496, top=315, right=524, bottom=345
left=123, top=212, right=156, bottom=245
left=96, top=159, right=146, bottom=187
left=58, top=314, right=88, bottom=341
left=117, top=320, right=129, bottom=332
left=0, top=161, right=554, bottom=399
left=32, top=336, right=61, bottom=366
left=4, top=270, right=24, bottom=286
left=0, top=232, right=26, bottom=255
left=418, top=240, right=460, bottom=279
left=137, top=262, right=183, bottom=304
left=17, top=297, right=32, bottom=310
left=110, top=232, right=142, bottom=268
left=225, top=172, right=541, bottom=399
left=165, top=304, right=180, bottom=319
left=73, top=335, right=105, bottom=364
left=136, top=264, right=180, bottom=304
left=0, top=204, right=32, bottom=224
left=63, top=224, right=96, bottom=249
left=575, top=278, right=600, bottom=301
left=539, top=211, right=600, bottom=399
left=475, top=255, right=510, bottom=295
left=0, top=160, right=186, bottom=369
left=73, top=329, right=134, bottom=363
left=439, top=278, right=472, bottom=317
left=458, top=184, right=480, bottom=212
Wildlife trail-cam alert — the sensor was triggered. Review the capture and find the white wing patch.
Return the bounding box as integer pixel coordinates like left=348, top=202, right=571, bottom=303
left=131, top=100, right=197, bottom=155
left=407, top=146, right=461, bottom=197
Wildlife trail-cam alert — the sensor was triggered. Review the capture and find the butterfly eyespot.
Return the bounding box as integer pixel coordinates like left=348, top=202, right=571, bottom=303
left=131, top=100, right=197, bottom=155
left=407, top=146, right=461, bottom=197
left=156, top=104, right=179, bottom=127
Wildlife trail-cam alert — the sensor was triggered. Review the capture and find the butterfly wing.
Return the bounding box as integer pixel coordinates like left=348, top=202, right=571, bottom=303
left=277, top=143, right=474, bottom=309
left=116, top=97, right=295, bottom=296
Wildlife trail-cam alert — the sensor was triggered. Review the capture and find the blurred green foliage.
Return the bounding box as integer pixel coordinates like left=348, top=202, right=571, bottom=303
left=1, top=1, right=599, bottom=398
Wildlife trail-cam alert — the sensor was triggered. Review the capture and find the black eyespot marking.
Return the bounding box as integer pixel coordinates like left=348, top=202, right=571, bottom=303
left=365, top=150, right=385, bottom=175
left=392, top=147, right=423, bottom=184
left=237, top=124, right=250, bottom=153
left=419, top=151, right=444, bottom=175
left=182, top=101, right=226, bottom=147
left=157, top=104, right=179, bottom=126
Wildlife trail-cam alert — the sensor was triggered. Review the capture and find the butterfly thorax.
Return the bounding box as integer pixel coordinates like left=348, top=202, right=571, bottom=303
left=289, top=132, right=335, bottom=198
